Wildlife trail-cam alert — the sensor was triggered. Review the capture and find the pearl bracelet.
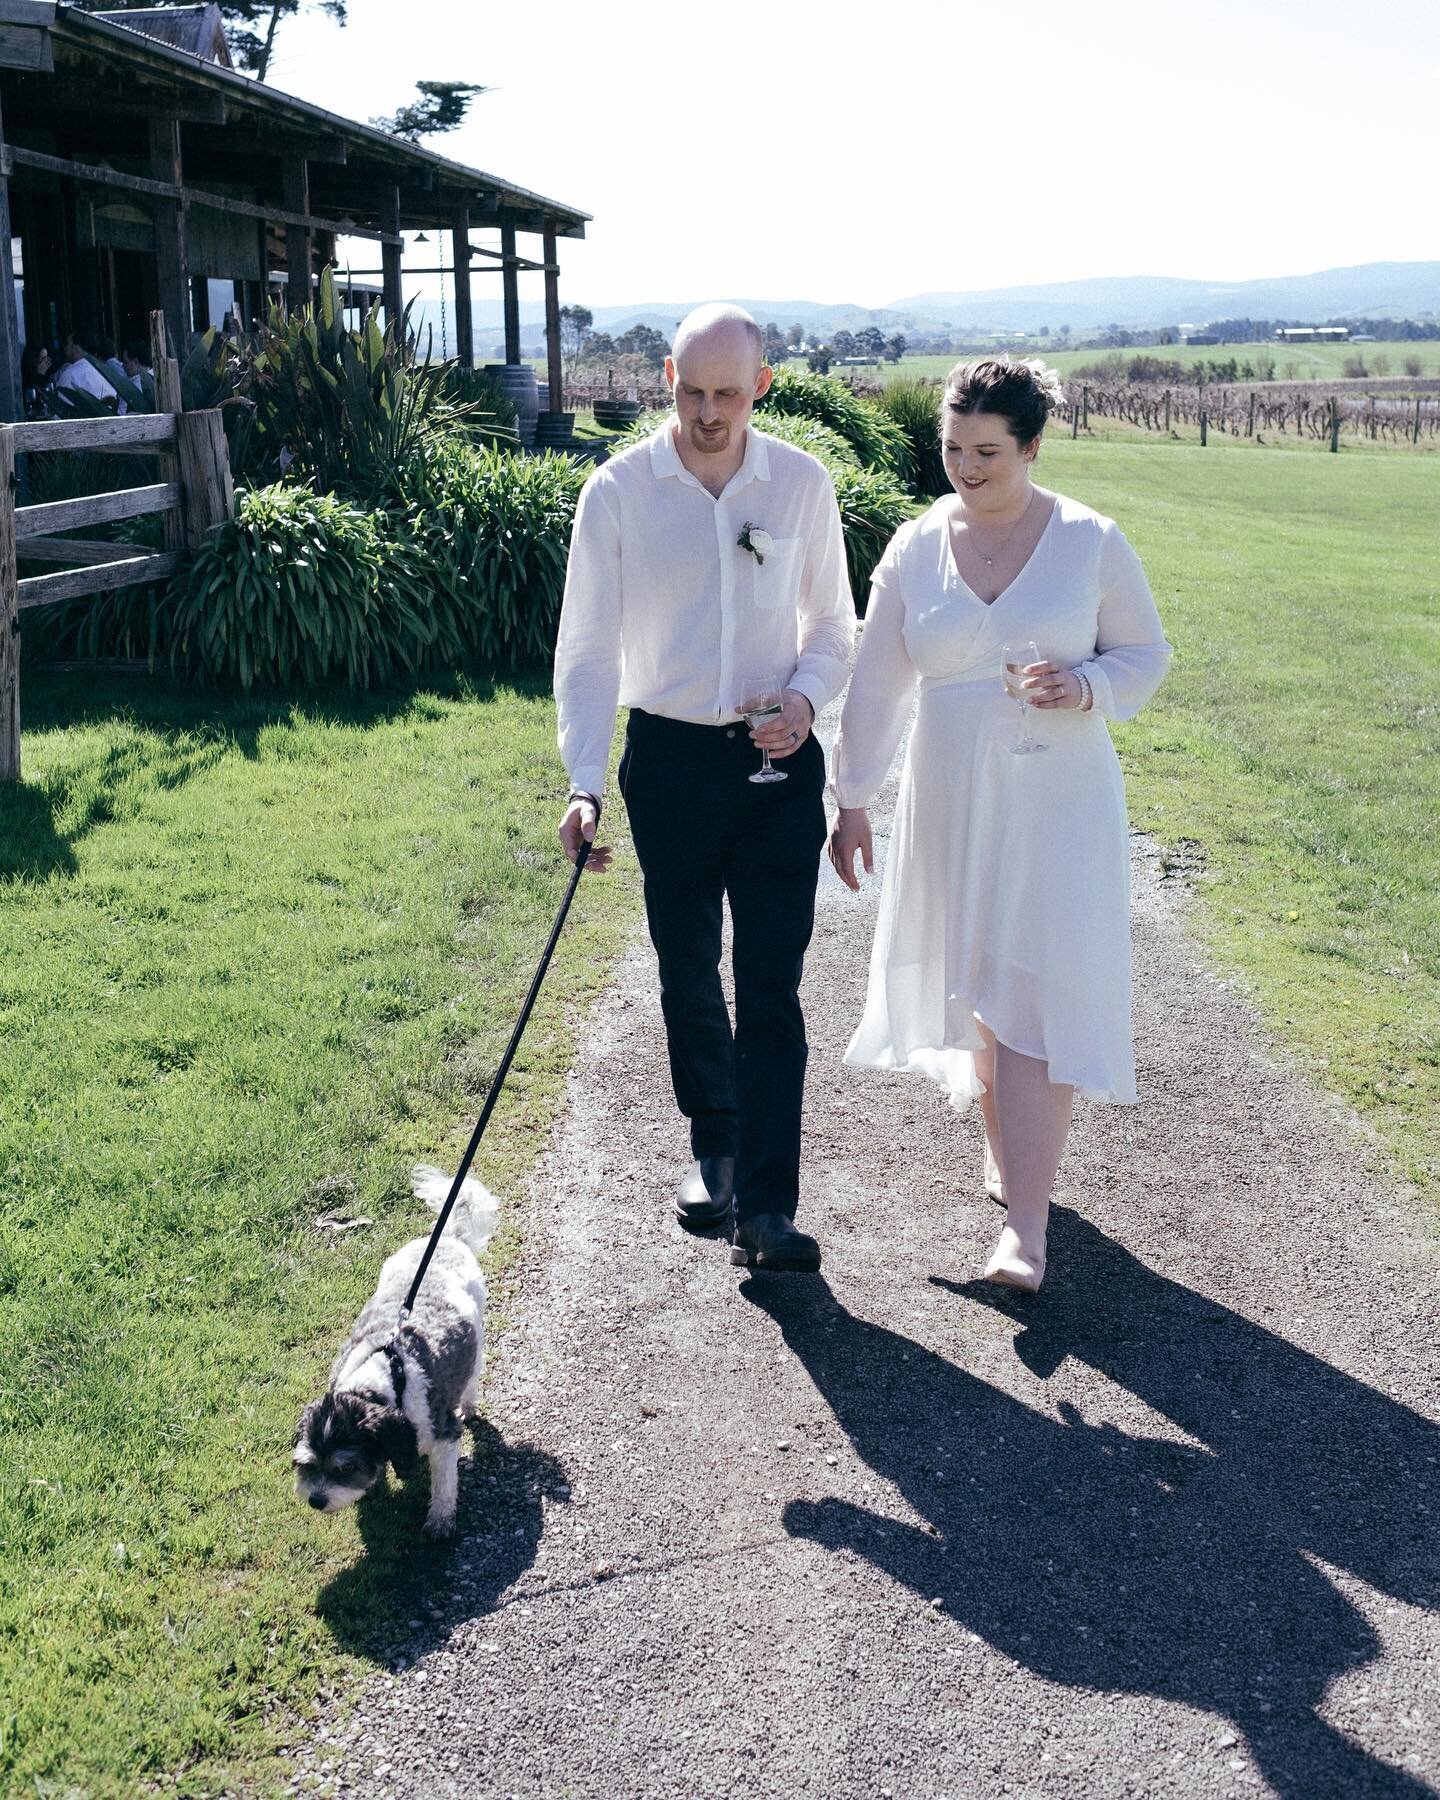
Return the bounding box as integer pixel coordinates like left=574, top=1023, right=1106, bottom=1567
left=1076, top=672, right=1093, bottom=712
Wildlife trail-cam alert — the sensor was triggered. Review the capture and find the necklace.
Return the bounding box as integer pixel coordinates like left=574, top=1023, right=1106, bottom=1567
left=964, top=487, right=1036, bottom=567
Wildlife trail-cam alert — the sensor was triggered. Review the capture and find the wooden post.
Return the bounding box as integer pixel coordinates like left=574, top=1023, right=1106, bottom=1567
left=1164, top=389, right=1171, bottom=432
left=501, top=218, right=520, bottom=364
left=1414, top=395, right=1423, bottom=446
left=175, top=409, right=233, bottom=547
left=450, top=206, right=473, bottom=369
left=148, top=118, right=191, bottom=358
left=283, top=156, right=313, bottom=314
left=1200, top=409, right=1207, bottom=447
left=1329, top=396, right=1340, bottom=453
left=149, top=310, right=184, bottom=552
left=543, top=223, right=563, bottom=411
left=0, top=428, right=17, bottom=781
left=1081, top=384, right=1089, bottom=430
left=380, top=186, right=403, bottom=332
left=1247, top=390, right=1256, bottom=437
left=0, top=96, right=21, bottom=423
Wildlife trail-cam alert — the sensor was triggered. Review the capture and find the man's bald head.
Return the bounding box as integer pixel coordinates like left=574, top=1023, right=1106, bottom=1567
left=670, top=304, right=764, bottom=375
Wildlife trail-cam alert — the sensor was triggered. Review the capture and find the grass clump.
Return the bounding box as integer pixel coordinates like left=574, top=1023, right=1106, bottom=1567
left=756, top=365, right=912, bottom=484
left=0, top=672, right=637, bottom=1795
left=873, top=378, right=948, bottom=498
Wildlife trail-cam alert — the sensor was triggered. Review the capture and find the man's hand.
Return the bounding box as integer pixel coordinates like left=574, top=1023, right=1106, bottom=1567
left=827, top=807, right=873, bottom=892
left=748, top=688, right=814, bottom=761
left=558, top=797, right=613, bottom=871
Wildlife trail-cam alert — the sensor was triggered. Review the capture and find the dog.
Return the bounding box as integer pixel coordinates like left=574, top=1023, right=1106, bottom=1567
left=293, top=1165, right=498, bottom=1538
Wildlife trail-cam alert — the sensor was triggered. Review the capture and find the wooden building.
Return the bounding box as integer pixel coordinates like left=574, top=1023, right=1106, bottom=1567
left=0, top=1, right=589, bottom=418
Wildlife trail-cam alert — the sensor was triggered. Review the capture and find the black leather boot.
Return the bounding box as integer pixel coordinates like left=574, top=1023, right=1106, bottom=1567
left=729, top=1211, right=822, bottom=1272
left=675, top=1156, right=735, bottom=1230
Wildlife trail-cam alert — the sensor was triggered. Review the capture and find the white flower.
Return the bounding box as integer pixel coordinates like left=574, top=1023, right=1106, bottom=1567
left=748, top=528, right=775, bottom=558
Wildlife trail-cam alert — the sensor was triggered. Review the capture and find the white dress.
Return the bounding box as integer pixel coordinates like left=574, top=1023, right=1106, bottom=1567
left=832, top=492, right=1172, bottom=1108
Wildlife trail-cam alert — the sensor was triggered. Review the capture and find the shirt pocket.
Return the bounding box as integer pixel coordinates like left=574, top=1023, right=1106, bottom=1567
left=751, top=536, right=802, bottom=608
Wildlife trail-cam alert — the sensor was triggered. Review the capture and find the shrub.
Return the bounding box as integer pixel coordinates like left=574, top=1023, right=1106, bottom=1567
left=755, top=365, right=911, bottom=483
left=873, top=380, right=947, bottom=498
left=388, top=439, right=589, bottom=671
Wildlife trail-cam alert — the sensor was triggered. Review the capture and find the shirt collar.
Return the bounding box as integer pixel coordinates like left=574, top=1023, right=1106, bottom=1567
left=649, top=418, right=772, bottom=489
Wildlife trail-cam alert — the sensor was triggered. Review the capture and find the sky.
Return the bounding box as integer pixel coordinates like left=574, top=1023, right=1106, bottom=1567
left=270, top=0, right=1440, bottom=314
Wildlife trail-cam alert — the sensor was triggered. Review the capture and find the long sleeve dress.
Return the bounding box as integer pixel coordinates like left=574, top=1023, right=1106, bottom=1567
left=831, top=492, right=1172, bottom=1109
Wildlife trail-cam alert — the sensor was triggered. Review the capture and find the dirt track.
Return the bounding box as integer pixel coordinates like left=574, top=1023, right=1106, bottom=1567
left=291, top=712, right=1440, bottom=1800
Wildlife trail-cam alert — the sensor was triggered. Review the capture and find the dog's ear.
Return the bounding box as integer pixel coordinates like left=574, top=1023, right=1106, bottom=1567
left=374, top=1410, right=419, bottom=1479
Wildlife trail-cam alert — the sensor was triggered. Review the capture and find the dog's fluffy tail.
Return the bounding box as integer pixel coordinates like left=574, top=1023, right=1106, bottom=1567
left=410, top=1164, right=501, bottom=1256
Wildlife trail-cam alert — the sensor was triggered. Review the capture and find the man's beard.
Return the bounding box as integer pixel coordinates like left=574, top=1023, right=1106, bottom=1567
left=688, top=420, right=730, bottom=455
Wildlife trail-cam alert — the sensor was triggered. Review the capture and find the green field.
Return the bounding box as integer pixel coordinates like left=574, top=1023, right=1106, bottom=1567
left=0, top=677, right=637, bottom=1795
left=878, top=340, right=1440, bottom=385
left=1036, top=435, right=1440, bottom=1212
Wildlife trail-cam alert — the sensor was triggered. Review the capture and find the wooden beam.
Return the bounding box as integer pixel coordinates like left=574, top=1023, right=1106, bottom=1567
left=10, top=413, right=177, bottom=454
left=501, top=219, right=519, bottom=364
left=18, top=550, right=183, bottom=610
left=5, top=146, right=397, bottom=244
left=543, top=224, right=562, bottom=415
left=148, top=117, right=190, bottom=358
left=15, top=534, right=145, bottom=565
left=0, top=93, right=20, bottom=423
left=283, top=156, right=312, bottom=313
left=380, top=185, right=402, bottom=327
left=0, top=427, right=17, bottom=781
left=0, top=21, right=52, bottom=71
left=17, top=482, right=181, bottom=540
left=451, top=205, right=473, bottom=369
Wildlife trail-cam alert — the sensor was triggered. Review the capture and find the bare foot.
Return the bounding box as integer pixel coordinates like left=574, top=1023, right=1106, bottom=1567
left=982, top=1222, right=1045, bottom=1292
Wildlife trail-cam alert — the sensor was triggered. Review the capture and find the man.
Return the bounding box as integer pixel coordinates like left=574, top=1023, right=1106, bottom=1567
left=555, top=304, right=854, bottom=1272
left=52, top=329, right=119, bottom=407
left=122, top=340, right=157, bottom=412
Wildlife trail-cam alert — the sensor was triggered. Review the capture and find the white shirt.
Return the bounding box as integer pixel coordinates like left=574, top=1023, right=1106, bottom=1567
left=53, top=358, right=118, bottom=404
left=554, top=420, right=856, bottom=799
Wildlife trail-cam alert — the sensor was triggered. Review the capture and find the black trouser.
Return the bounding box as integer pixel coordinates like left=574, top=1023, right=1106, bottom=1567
left=618, top=708, right=827, bottom=1223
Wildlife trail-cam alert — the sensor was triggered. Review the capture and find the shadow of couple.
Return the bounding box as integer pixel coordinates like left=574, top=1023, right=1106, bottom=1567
left=741, top=1206, right=1438, bottom=1798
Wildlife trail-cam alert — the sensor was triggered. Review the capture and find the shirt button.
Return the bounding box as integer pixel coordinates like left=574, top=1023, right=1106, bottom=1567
left=725, top=728, right=737, bottom=739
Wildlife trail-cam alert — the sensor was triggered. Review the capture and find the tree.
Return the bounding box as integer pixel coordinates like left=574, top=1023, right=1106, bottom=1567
left=559, top=305, right=594, bottom=368
left=612, top=324, right=668, bottom=368
left=858, top=326, right=886, bottom=361
left=807, top=344, right=832, bottom=374
left=831, top=329, right=856, bottom=361
left=762, top=322, right=787, bottom=365
left=372, top=80, right=488, bottom=141
left=785, top=323, right=804, bottom=350
left=884, top=334, right=907, bottom=364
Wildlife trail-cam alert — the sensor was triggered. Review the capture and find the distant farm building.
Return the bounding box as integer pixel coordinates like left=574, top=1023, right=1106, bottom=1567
left=1274, top=327, right=1350, bottom=343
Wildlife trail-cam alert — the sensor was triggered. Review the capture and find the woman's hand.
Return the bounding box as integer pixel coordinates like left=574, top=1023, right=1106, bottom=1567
left=1021, top=659, right=1088, bottom=710
left=749, top=688, right=814, bottom=760
left=828, top=807, right=874, bottom=892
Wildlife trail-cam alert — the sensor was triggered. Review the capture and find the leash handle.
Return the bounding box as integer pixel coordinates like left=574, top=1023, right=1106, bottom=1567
left=400, top=838, right=592, bottom=1321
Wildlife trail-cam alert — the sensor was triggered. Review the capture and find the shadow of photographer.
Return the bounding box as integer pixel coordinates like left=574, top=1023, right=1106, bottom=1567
left=742, top=1210, right=1437, bottom=1797
left=314, top=1417, right=570, bottom=1670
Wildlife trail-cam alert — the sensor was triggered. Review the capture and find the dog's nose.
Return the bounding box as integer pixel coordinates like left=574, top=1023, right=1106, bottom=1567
left=308, top=1492, right=327, bottom=1510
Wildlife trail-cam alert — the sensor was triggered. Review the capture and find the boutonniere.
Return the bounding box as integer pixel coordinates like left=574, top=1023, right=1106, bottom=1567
left=738, top=523, right=774, bottom=565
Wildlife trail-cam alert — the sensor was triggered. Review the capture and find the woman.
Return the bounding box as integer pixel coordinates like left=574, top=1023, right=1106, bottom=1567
left=828, top=358, right=1171, bottom=1292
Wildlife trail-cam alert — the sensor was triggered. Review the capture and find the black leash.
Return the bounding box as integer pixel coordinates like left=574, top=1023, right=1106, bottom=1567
left=396, top=838, right=592, bottom=1329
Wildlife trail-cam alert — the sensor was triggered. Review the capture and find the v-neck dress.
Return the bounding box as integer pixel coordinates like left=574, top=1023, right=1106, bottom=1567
left=831, top=493, right=1172, bottom=1107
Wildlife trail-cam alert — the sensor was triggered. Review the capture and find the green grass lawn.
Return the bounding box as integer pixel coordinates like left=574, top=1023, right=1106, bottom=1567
left=884, top=341, right=1440, bottom=384
left=1036, top=436, right=1440, bottom=1209
left=0, top=674, right=637, bottom=1795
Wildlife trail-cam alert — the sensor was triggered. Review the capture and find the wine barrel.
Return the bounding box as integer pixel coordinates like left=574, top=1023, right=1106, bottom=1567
left=484, top=363, right=539, bottom=446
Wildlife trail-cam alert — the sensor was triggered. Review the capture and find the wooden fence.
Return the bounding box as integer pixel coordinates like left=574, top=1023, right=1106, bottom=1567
left=0, top=397, right=233, bottom=782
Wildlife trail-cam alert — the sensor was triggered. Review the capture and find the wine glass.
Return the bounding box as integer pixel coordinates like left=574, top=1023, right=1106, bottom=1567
left=737, top=675, right=789, bottom=785
left=1001, top=640, right=1048, bottom=756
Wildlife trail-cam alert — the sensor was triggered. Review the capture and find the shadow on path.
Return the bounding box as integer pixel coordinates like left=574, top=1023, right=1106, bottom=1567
left=315, top=1419, right=570, bottom=1670
left=743, top=1210, right=1439, bottom=1798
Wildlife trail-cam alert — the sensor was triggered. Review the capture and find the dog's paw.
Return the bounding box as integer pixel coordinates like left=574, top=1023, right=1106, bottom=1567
left=422, top=1512, right=456, bottom=1540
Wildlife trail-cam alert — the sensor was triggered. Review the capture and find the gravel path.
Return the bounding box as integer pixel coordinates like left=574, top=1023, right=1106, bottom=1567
left=293, top=712, right=1440, bottom=1800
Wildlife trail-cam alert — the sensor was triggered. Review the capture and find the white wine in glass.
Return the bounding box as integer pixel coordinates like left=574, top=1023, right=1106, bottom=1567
left=1002, top=640, right=1048, bottom=756
left=738, top=678, right=788, bottom=785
